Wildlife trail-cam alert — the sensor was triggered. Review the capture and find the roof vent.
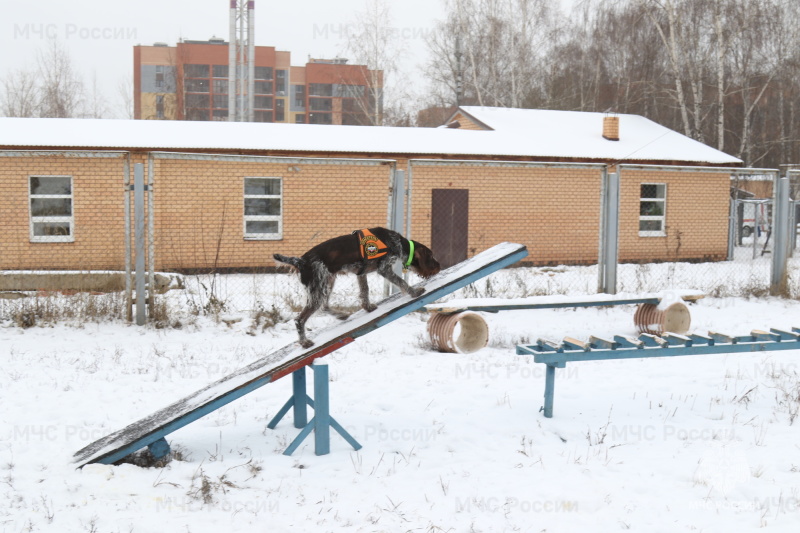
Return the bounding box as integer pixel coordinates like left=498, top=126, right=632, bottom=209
left=603, top=116, right=619, bottom=141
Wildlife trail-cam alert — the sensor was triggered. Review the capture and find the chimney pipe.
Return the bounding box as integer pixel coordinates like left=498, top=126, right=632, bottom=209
left=603, top=116, right=620, bottom=141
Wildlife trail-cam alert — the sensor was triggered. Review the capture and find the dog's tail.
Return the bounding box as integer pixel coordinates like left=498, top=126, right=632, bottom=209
left=273, top=253, right=305, bottom=270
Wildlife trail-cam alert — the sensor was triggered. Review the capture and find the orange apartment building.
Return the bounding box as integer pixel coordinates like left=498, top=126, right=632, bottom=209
left=134, top=39, right=382, bottom=125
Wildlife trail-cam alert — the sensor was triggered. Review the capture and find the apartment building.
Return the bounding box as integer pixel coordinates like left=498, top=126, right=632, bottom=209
left=133, top=39, right=383, bottom=125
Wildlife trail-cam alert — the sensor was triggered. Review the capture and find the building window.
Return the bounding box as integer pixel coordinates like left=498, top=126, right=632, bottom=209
left=186, top=93, right=209, bottom=109
left=212, top=94, right=228, bottom=109
left=155, top=65, right=164, bottom=89
left=244, top=177, right=282, bottom=239
left=275, top=99, right=285, bottom=121
left=212, top=65, right=228, bottom=78
left=254, top=67, right=273, bottom=80
left=309, top=98, right=332, bottom=112
left=212, top=79, right=228, bottom=94
left=212, top=109, right=228, bottom=121
left=336, top=84, right=365, bottom=97
left=294, top=85, right=305, bottom=108
left=29, top=176, right=73, bottom=242
left=254, top=96, right=273, bottom=109
left=295, top=114, right=305, bottom=124
left=639, top=183, right=666, bottom=236
left=309, top=112, right=332, bottom=125
left=254, top=81, right=273, bottom=94
left=185, top=79, right=209, bottom=92
left=156, top=95, right=165, bottom=119
left=254, top=110, right=273, bottom=122
left=184, top=64, right=209, bottom=78
left=276, top=70, right=287, bottom=95
left=309, top=83, right=333, bottom=97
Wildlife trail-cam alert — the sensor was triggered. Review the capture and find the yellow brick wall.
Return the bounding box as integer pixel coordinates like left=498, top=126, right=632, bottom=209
left=619, top=170, right=729, bottom=262
left=152, top=159, right=393, bottom=270
left=409, top=165, right=603, bottom=265
left=0, top=151, right=733, bottom=272
left=0, top=153, right=135, bottom=271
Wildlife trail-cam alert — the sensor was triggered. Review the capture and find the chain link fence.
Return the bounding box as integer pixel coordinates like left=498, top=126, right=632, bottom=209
left=2, top=154, right=798, bottom=330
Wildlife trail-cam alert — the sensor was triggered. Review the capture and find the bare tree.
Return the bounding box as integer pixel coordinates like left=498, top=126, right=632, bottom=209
left=0, top=69, right=40, bottom=117
left=341, top=0, right=407, bottom=125
left=116, top=75, right=134, bottom=119
left=36, top=39, right=85, bottom=118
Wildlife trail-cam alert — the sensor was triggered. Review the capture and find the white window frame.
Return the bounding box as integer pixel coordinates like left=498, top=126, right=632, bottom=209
left=29, top=175, right=74, bottom=243
left=639, top=182, right=667, bottom=237
left=243, top=177, right=283, bottom=240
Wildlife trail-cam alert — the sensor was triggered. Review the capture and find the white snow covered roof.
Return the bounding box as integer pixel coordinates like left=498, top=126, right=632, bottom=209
left=0, top=107, right=742, bottom=165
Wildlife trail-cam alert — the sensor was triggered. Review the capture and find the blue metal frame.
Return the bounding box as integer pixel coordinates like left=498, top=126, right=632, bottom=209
left=74, top=242, right=528, bottom=466
left=517, top=327, right=800, bottom=418
left=280, top=363, right=362, bottom=456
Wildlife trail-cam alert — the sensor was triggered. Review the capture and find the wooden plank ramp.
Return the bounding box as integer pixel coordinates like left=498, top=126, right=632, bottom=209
left=73, top=242, right=528, bottom=466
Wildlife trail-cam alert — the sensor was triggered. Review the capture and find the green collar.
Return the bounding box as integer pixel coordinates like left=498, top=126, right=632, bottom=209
left=404, top=240, right=415, bottom=269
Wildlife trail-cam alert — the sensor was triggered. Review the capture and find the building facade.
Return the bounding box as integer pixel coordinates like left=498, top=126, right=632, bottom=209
left=134, top=39, right=383, bottom=125
left=0, top=107, right=744, bottom=276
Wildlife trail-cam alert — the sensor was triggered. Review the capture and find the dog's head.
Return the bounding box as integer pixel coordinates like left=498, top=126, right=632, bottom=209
left=409, top=241, right=441, bottom=279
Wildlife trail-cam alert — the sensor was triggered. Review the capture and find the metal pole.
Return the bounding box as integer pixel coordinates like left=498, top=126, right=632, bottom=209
left=124, top=156, right=132, bottom=323
left=599, top=169, right=620, bottom=294
left=247, top=0, right=255, bottom=122
left=771, top=177, right=791, bottom=296
left=313, top=362, right=331, bottom=456
left=386, top=168, right=405, bottom=297
left=134, top=163, right=146, bottom=325
left=727, top=198, right=735, bottom=261
left=227, top=1, right=237, bottom=121
left=147, top=154, right=156, bottom=319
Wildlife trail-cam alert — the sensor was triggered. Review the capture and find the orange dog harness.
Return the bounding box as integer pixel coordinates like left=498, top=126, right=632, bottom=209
left=354, top=229, right=389, bottom=260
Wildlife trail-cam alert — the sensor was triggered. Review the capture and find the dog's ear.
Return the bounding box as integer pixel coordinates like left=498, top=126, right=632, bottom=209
left=412, top=242, right=441, bottom=278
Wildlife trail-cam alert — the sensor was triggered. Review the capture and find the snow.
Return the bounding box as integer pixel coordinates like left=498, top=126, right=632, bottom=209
left=2, top=259, right=800, bottom=532
left=0, top=106, right=742, bottom=165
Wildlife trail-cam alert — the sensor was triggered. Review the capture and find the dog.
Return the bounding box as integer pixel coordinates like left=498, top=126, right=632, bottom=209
left=274, top=227, right=441, bottom=347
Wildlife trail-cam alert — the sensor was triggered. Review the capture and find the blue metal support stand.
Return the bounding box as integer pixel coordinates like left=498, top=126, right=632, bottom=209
left=147, top=437, right=171, bottom=460
left=267, top=368, right=312, bottom=430
left=271, top=363, right=361, bottom=456
left=519, top=327, right=800, bottom=418
left=541, top=365, right=557, bottom=418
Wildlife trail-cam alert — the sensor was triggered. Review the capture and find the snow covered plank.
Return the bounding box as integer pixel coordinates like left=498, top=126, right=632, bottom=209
left=424, top=289, right=705, bottom=314
left=73, top=242, right=528, bottom=467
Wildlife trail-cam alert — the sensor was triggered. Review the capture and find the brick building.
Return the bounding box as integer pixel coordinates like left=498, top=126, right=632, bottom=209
left=0, top=107, right=742, bottom=274
left=134, top=39, right=382, bottom=125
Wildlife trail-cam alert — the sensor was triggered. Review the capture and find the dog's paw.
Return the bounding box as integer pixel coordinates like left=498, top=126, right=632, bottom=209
left=364, top=303, right=377, bottom=313
left=408, top=287, right=425, bottom=298
left=299, top=339, right=315, bottom=349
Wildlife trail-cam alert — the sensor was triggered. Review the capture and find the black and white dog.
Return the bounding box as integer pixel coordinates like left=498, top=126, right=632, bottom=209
left=274, top=227, right=440, bottom=347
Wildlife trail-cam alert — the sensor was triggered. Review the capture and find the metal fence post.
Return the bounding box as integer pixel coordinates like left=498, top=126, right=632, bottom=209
left=770, top=177, right=791, bottom=296
left=598, top=168, right=620, bottom=294
left=124, top=156, right=132, bottom=323
left=134, top=163, right=147, bottom=325
left=147, top=154, right=156, bottom=319
left=386, top=168, right=405, bottom=296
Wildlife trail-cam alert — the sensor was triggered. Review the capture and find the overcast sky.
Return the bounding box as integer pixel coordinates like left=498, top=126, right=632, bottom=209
left=0, top=0, right=573, bottom=118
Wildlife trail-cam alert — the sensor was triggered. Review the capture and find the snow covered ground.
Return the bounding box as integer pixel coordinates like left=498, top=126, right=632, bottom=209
left=2, top=260, right=800, bottom=532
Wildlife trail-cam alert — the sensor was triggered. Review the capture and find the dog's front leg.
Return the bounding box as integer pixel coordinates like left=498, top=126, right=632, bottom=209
left=357, top=275, right=377, bottom=312
left=378, top=264, right=424, bottom=298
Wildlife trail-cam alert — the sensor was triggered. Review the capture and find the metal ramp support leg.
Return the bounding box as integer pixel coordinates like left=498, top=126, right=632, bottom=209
left=267, top=368, right=312, bottom=430
left=541, top=365, right=557, bottom=419
left=270, top=363, right=361, bottom=456
left=147, top=437, right=171, bottom=460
